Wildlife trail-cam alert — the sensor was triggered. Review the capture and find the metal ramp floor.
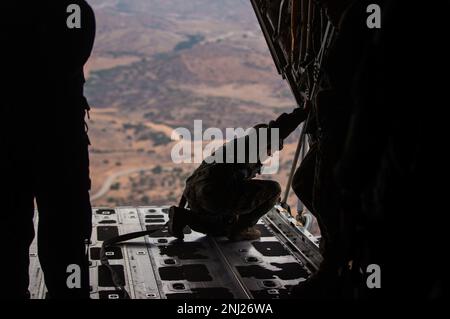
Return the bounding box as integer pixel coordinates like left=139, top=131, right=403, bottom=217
left=29, top=206, right=321, bottom=299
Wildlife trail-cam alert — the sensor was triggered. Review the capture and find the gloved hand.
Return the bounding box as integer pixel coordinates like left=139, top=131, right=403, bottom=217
left=269, top=107, right=308, bottom=140
left=236, top=162, right=262, bottom=180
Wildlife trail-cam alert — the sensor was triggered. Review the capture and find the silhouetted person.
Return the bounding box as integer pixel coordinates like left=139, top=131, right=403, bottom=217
left=289, top=0, right=374, bottom=298
left=168, top=108, right=307, bottom=241
left=290, top=0, right=446, bottom=299
left=334, top=1, right=446, bottom=299
left=1, top=2, right=95, bottom=299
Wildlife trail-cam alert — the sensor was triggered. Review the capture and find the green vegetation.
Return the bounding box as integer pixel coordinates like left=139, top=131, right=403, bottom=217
left=137, top=131, right=171, bottom=146
left=174, top=34, right=205, bottom=52
left=140, top=195, right=151, bottom=205
left=152, top=166, right=163, bottom=174
left=116, top=1, right=133, bottom=13
left=123, top=123, right=171, bottom=145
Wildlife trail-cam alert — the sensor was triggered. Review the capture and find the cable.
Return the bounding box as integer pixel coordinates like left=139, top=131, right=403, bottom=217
left=100, top=222, right=169, bottom=299
left=281, top=20, right=336, bottom=211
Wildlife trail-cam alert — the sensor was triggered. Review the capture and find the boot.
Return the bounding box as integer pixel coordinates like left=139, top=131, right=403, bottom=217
left=168, top=206, right=189, bottom=240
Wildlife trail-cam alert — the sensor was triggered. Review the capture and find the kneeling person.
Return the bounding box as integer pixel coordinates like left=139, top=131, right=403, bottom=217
left=169, top=108, right=307, bottom=241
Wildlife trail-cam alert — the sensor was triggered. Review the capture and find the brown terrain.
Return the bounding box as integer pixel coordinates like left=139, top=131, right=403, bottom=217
left=85, top=0, right=316, bottom=231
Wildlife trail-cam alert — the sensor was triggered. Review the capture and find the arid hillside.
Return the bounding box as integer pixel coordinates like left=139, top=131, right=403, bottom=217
left=85, top=0, right=314, bottom=232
